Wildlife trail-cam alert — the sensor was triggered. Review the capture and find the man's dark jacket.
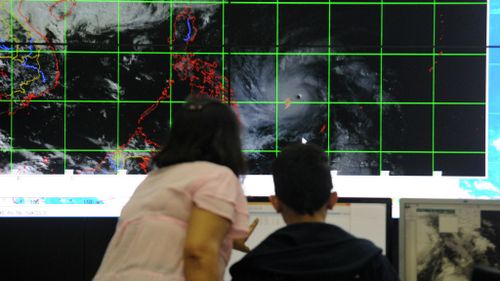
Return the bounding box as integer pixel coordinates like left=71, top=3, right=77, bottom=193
left=230, top=222, right=400, bottom=281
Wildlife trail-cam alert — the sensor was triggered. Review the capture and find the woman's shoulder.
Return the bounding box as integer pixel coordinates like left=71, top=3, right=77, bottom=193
left=151, top=161, right=235, bottom=180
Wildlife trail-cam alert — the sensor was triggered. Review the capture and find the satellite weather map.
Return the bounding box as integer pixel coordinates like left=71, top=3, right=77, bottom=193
left=0, top=0, right=498, bottom=213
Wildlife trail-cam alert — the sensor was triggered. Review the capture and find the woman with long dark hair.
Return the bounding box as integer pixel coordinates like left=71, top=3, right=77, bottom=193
left=93, top=96, right=251, bottom=281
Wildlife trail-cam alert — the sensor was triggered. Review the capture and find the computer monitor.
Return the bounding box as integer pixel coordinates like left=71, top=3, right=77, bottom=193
left=224, top=197, right=392, bottom=281
left=399, top=199, right=500, bottom=281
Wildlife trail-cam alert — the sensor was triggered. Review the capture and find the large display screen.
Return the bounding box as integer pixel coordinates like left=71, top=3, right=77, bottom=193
left=0, top=0, right=497, bottom=216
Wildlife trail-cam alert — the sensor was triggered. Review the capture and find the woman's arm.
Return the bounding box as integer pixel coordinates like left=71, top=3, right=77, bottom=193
left=184, top=206, right=231, bottom=281
left=233, top=218, right=259, bottom=252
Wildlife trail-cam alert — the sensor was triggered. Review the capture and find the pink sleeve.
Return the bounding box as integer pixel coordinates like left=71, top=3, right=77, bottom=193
left=191, top=168, right=249, bottom=239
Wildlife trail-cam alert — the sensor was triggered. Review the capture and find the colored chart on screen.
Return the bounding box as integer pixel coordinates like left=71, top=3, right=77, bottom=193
left=0, top=0, right=489, bottom=177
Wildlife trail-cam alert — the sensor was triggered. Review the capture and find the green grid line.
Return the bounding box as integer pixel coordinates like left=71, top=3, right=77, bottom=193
left=230, top=1, right=487, bottom=4
left=9, top=0, right=13, bottom=173
left=222, top=0, right=226, bottom=103
left=0, top=148, right=486, bottom=155
left=169, top=0, right=173, bottom=128
left=0, top=100, right=487, bottom=105
left=275, top=0, right=279, bottom=157
left=63, top=0, right=68, bottom=170
left=4, top=149, right=156, bottom=153
left=330, top=150, right=487, bottom=155
left=117, top=0, right=121, bottom=150
left=379, top=0, right=384, bottom=175
left=15, top=0, right=489, bottom=4
left=327, top=0, right=331, bottom=161
left=229, top=101, right=487, bottom=105
left=431, top=0, right=436, bottom=172
left=0, top=50, right=488, bottom=56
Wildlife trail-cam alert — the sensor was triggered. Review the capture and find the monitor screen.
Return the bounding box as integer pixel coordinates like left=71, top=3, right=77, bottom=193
left=0, top=1, right=498, bottom=217
left=224, top=197, right=392, bottom=281
left=399, top=199, right=500, bottom=281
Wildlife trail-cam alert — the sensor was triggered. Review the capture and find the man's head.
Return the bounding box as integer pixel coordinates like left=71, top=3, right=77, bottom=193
left=270, top=143, right=337, bottom=224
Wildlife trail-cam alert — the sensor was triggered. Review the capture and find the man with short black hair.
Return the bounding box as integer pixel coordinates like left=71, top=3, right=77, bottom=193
left=230, top=143, right=400, bottom=281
